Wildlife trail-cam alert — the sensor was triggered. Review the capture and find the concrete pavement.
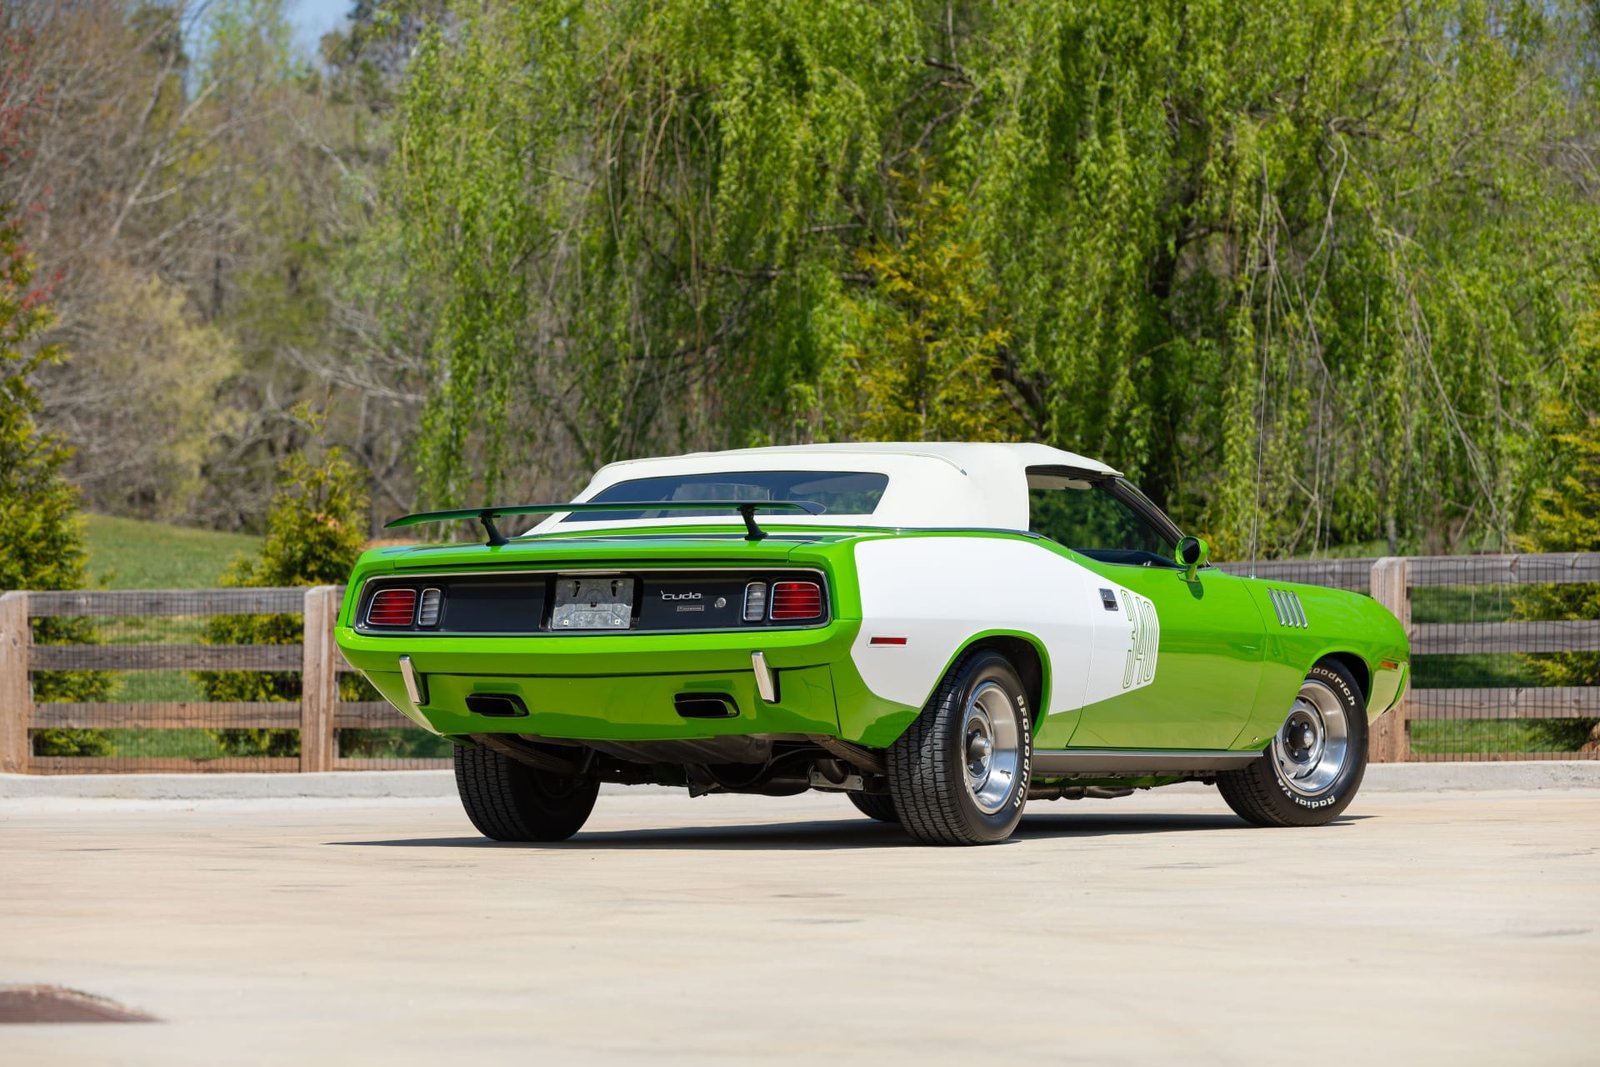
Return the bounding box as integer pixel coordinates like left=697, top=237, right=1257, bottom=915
left=2, top=786, right=1597, bottom=1065
left=4, top=757, right=1598, bottom=800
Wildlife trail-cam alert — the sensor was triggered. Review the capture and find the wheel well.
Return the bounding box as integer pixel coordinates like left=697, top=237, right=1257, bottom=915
left=1317, top=652, right=1370, bottom=705
left=966, top=635, right=1046, bottom=727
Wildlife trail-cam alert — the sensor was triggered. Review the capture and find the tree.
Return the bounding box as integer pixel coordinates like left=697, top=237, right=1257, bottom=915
left=382, top=0, right=1600, bottom=558
left=196, top=440, right=370, bottom=757
left=0, top=1, right=408, bottom=530
left=833, top=177, right=1018, bottom=442
left=1514, top=290, right=1600, bottom=752
left=0, top=210, right=112, bottom=754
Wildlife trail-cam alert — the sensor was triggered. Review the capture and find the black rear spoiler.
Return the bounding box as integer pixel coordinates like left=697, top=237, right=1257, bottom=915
left=384, top=500, right=827, bottom=546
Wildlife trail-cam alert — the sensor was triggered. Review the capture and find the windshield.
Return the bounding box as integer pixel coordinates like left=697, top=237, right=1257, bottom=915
left=571, top=470, right=890, bottom=522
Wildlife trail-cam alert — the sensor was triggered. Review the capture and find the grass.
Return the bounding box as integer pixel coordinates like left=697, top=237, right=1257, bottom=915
left=83, top=513, right=259, bottom=590
left=1410, top=718, right=1596, bottom=756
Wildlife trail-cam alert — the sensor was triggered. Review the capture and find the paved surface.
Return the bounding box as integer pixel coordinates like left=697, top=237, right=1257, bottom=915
left=2, top=787, right=1597, bottom=1066
left=6, top=758, right=1600, bottom=799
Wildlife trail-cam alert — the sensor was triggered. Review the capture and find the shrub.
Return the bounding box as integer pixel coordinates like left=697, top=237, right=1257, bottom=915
left=196, top=444, right=371, bottom=757
left=0, top=211, right=112, bottom=756
left=1513, top=290, right=1600, bottom=752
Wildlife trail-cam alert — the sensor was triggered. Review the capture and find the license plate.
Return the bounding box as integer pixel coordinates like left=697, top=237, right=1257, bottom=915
left=551, top=577, right=635, bottom=630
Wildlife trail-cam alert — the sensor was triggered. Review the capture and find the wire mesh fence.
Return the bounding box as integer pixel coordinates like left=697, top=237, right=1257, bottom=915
left=0, top=587, right=450, bottom=774
left=4, top=556, right=1598, bottom=772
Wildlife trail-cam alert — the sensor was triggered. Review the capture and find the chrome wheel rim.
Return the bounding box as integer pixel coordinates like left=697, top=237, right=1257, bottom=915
left=1271, top=679, right=1350, bottom=797
left=963, top=681, right=1021, bottom=815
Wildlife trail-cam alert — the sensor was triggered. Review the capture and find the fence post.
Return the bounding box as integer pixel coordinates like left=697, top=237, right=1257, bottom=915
left=301, top=586, right=341, bottom=772
left=0, top=592, right=31, bottom=774
left=1369, top=557, right=1411, bottom=763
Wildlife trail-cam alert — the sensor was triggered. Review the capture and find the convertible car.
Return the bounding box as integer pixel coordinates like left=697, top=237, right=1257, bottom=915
left=336, top=443, right=1408, bottom=845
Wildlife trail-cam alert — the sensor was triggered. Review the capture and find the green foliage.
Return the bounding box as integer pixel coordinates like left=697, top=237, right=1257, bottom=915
left=196, top=443, right=371, bottom=757
left=833, top=177, right=1019, bottom=442
left=384, top=0, right=1600, bottom=560
left=54, top=264, right=240, bottom=519
left=0, top=210, right=112, bottom=755
left=1512, top=290, right=1600, bottom=750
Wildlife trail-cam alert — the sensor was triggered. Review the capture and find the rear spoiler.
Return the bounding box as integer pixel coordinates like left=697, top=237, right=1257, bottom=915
left=384, top=500, right=827, bottom=546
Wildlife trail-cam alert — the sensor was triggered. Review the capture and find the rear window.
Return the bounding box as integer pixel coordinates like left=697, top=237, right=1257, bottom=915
left=573, top=470, right=889, bottom=522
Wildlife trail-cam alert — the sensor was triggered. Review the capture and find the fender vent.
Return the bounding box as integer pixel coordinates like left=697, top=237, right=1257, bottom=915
left=1268, top=589, right=1308, bottom=628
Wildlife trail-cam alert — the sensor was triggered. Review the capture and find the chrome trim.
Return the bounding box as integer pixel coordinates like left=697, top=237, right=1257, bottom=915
left=398, top=655, right=426, bottom=707
left=1268, top=589, right=1309, bottom=629
left=1031, top=748, right=1263, bottom=776
left=751, top=651, right=778, bottom=703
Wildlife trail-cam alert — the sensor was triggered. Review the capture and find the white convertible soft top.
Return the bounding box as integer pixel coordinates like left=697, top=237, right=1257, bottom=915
left=544, top=442, right=1120, bottom=533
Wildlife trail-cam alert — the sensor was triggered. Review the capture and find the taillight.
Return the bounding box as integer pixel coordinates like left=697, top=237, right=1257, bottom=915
left=366, top=588, right=418, bottom=626
left=742, top=582, right=768, bottom=622
left=417, top=588, right=443, bottom=627
left=769, top=581, right=823, bottom=621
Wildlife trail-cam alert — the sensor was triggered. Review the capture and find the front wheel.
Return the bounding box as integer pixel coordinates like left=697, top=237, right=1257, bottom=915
left=1217, top=661, right=1368, bottom=827
left=887, top=650, right=1032, bottom=845
left=454, top=742, right=600, bottom=841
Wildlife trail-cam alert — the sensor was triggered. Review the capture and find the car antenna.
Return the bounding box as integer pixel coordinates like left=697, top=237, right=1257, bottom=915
left=1247, top=352, right=1271, bottom=580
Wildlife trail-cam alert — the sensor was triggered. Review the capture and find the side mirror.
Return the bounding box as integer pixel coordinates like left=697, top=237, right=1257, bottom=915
left=1176, top=536, right=1209, bottom=581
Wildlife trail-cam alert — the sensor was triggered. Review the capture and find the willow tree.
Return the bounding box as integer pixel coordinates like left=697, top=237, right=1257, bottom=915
left=383, top=0, right=1600, bottom=556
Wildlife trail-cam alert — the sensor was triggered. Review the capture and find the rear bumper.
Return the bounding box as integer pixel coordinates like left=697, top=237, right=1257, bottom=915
left=338, top=623, right=861, bottom=742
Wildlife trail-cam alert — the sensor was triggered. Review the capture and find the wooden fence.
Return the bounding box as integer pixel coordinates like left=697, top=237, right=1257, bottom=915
left=1219, top=553, right=1600, bottom=762
left=0, top=586, right=445, bottom=774
left=2, top=553, right=1598, bottom=773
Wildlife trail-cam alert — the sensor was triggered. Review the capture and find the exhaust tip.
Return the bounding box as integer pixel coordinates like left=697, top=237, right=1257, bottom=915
left=465, top=693, right=528, bottom=718
left=674, top=692, right=739, bottom=719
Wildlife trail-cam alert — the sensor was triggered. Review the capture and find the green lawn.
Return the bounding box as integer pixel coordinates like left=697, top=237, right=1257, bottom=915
left=48, top=515, right=445, bottom=761
left=84, top=513, right=260, bottom=589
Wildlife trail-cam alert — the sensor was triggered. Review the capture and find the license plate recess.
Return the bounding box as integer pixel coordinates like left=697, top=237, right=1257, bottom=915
left=551, top=577, right=635, bottom=630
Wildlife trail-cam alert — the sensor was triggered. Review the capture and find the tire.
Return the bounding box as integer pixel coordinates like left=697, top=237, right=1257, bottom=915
left=847, top=791, right=899, bottom=824
left=887, top=649, right=1032, bottom=845
left=1217, top=661, right=1369, bottom=827
left=454, top=742, right=600, bottom=842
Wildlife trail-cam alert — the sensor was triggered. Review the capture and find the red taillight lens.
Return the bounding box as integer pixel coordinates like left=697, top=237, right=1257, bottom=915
left=366, top=588, right=418, bottom=626
left=769, top=581, right=823, bottom=621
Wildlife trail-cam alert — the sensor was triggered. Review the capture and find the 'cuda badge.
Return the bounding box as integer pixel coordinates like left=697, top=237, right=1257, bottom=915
left=661, top=590, right=702, bottom=601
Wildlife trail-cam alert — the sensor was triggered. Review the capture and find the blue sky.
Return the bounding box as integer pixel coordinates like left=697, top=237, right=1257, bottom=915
left=284, top=0, right=352, bottom=56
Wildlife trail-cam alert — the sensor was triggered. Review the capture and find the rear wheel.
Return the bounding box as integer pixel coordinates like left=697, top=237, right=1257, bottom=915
left=454, top=742, right=600, bottom=841
left=887, top=650, right=1032, bottom=845
left=1217, top=661, right=1368, bottom=827
left=847, top=791, right=899, bottom=824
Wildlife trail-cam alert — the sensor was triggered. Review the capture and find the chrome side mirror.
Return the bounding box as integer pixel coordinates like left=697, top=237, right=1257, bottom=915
left=1176, top=536, right=1209, bottom=581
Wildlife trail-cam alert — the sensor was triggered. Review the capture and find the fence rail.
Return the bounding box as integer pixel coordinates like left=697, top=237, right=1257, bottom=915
left=0, top=586, right=447, bottom=775
left=1221, top=553, right=1600, bottom=762
left=4, top=553, right=1599, bottom=773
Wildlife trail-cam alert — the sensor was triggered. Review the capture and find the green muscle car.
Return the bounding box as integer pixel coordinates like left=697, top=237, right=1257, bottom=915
left=336, top=443, right=1408, bottom=846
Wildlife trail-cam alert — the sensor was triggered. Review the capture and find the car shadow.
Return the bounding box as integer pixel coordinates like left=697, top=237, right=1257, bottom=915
left=1013, top=811, right=1370, bottom=838
left=329, top=818, right=912, bottom=852
left=327, top=811, right=1368, bottom=852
